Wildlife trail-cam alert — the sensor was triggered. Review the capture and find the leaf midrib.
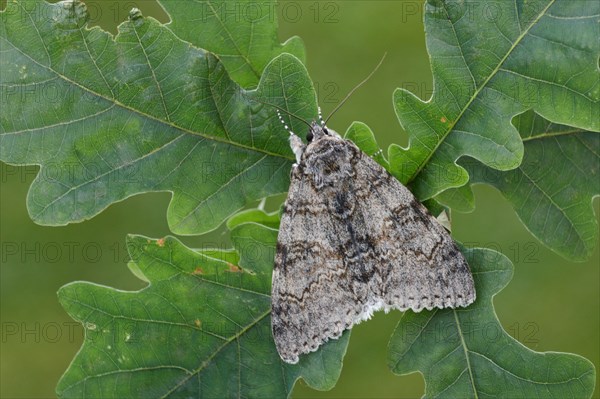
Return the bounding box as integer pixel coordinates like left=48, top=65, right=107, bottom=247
left=408, top=0, right=557, bottom=184
left=453, top=310, right=478, bottom=399
left=161, top=309, right=271, bottom=398
left=1, top=23, right=295, bottom=162
left=521, top=128, right=585, bottom=142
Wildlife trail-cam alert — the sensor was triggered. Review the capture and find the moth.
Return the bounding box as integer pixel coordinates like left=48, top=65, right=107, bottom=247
left=271, top=107, right=476, bottom=364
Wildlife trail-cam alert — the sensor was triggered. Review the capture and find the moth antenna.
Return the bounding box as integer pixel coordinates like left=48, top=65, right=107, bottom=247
left=277, top=108, right=307, bottom=163
left=318, top=107, right=325, bottom=126
left=277, top=109, right=294, bottom=136
left=324, top=53, right=387, bottom=125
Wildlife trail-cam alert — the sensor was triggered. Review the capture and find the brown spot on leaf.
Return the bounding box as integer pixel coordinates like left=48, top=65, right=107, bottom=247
left=194, top=319, right=202, bottom=328
left=226, top=263, right=242, bottom=273
left=193, top=267, right=204, bottom=275
left=156, top=238, right=166, bottom=247
left=440, top=116, right=447, bottom=123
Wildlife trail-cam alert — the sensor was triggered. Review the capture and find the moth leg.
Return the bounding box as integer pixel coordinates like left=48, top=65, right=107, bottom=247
left=289, top=135, right=305, bottom=164
left=277, top=110, right=305, bottom=164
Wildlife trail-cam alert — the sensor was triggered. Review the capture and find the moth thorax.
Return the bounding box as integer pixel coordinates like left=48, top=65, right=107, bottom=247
left=304, top=140, right=356, bottom=188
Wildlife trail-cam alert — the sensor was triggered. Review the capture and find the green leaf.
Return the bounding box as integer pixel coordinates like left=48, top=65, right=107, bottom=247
left=0, top=0, right=316, bottom=235
left=434, top=184, right=475, bottom=214
left=230, top=222, right=279, bottom=276
left=440, top=110, right=599, bottom=261
left=160, top=0, right=305, bottom=88
left=226, top=208, right=280, bottom=230
left=388, top=246, right=596, bottom=398
left=57, top=231, right=349, bottom=398
left=344, top=121, right=389, bottom=169
left=195, top=248, right=240, bottom=266
left=388, top=0, right=599, bottom=200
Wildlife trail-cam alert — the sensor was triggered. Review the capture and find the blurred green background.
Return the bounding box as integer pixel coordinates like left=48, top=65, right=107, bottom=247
left=1, top=1, right=598, bottom=398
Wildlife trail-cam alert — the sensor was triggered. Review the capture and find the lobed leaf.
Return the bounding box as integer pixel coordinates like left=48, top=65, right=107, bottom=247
left=160, top=0, right=306, bottom=88
left=388, top=0, right=599, bottom=200
left=0, top=0, right=316, bottom=235
left=388, top=246, right=596, bottom=398
left=57, top=229, right=349, bottom=398
left=439, top=111, right=599, bottom=261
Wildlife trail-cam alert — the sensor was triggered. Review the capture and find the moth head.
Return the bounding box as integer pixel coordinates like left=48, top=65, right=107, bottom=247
left=307, top=120, right=330, bottom=143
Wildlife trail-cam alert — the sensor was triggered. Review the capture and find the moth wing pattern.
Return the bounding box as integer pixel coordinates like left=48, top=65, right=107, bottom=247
left=272, top=136, right=475, bottom=364
left=272, top=169, right=359, bottom=364
left=353, top=143, right=475, bottom=310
